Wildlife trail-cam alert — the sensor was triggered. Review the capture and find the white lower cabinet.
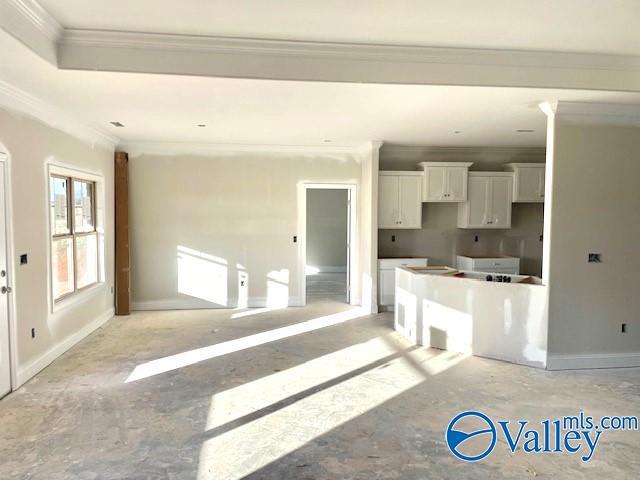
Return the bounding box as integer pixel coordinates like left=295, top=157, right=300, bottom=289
left=378, top=258, right=428, bottom=308
left=378, top=171, right=423, bottom=229
left=456, top=255, right=520, bottom=274
left=457, top=172, right=513, bottom=229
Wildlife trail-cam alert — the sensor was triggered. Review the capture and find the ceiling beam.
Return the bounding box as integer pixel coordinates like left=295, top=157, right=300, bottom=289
left=58, top=29, right=640, bottom=92
left=3, top=0, right=640, bottom=92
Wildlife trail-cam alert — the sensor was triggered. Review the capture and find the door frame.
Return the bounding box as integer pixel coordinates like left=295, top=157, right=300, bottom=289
left=0, top=148, right=17, bottom=393
left=297, top=183, right=358, bottom=306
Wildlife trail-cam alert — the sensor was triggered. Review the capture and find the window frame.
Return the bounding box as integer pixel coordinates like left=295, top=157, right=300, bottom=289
left=48, top=165, right=104, bottom=310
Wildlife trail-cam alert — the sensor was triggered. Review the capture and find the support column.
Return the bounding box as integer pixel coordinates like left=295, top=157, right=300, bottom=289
left=114, top=151, right=130, bottom=315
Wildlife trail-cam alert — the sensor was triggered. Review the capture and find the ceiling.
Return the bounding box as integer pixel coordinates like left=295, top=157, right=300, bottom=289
left=1, top=1, right=640, bottom=148
left=39, top=0, right=640, bottom=55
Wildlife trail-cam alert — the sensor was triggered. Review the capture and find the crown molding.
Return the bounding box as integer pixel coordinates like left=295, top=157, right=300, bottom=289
left=117, top=140, right=367, bottom=158
left=59, top=29, right=640, bottom=72
left=57, top=29, right=640, bottom=92
left=541, top=101, right=640, bottom=126
left=0, top=79, right=118, bottom=150
left=0, top=0, right=61, bottom=62
left=7, top=0, right=62, bottom=41
left=2, top=2, right=640, bottom=90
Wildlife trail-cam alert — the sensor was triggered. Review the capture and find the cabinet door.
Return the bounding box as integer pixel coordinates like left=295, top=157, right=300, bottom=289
left=378, top=175, right=399, bottom=228
left=423, top=167, right=446, bottom=201
left=398, top=176, right=422, bottom=228
left=515, top=167, right=544, bottom=202
left=467, top=176, right=491, bottom=227
left=447, top=167, right=468, bottom=201
left=489, top=176, right=512, bottom=227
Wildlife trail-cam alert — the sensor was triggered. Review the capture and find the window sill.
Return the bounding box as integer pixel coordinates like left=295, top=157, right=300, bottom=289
left=52, top=282, right=107, bottom=314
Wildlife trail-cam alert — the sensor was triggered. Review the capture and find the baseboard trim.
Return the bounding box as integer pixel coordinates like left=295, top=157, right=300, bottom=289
left=15, top=307, right=115, bottom=388
left=132, top=296, right=304, bottom=311
left=546, top=352, right=640, bottom=370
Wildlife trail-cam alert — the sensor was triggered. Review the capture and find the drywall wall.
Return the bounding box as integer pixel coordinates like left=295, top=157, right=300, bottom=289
left=306, top=189, right=348, bottom=272
left=378, top=146, right=545, bottom=276
left=545, top=122, right=640, bottom=367
left=0, top=107, right=115, bottom=386
left=128, top=149, right=365, bottom=309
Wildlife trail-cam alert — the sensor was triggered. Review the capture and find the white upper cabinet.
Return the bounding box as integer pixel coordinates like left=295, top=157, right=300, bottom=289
left=504, top=163, right=545, bottom=202
left=458, top=172, right=513, bottom=229
left=378, top=171, right=422, bottom=229
left=418, top=162, right=473, bottom=202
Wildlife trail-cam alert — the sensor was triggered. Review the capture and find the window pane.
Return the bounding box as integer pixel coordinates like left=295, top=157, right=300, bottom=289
left=74, top=180, right=95, bottom=233
left=52, top=238, right=74, bottom=299
left=76, top=233, right=98, bottom=289
left=50, top=176, right=70, bottom=235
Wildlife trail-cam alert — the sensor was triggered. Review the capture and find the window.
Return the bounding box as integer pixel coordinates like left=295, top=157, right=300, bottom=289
left=50, top=174, right=99, bottom=301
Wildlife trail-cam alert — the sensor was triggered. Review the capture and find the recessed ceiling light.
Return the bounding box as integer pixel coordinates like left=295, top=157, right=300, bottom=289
left=516, top=129, right=535, bottom=133
left=454, top=131, right=461, bottom=134
left=110, top=121, right=125, bottom=127
left=197, top=124, right=207, bottom=128
left=323, top=139, right=331, bottom=142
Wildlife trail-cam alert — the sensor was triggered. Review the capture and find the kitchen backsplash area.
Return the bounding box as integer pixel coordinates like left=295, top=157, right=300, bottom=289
left=378, top=202, right=544, bottom=276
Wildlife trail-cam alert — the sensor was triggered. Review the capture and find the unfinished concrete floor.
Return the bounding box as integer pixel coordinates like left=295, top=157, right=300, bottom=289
left=1, top=301, right=639, bottom=480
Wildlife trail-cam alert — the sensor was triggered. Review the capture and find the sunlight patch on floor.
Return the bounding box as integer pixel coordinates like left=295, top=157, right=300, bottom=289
left=197, top=348, right=466, bottom=480
left=125, top=308, right=367, bottom=382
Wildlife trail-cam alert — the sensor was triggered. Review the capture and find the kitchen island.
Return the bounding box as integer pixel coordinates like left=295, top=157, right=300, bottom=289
left=394, top=266, right=548, bottom=368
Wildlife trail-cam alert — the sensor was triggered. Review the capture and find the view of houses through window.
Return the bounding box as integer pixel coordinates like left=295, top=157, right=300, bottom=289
left=50, top=174, right=99, bottom=301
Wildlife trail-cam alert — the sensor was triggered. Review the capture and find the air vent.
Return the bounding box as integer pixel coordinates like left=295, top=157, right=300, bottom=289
left=516, top=129, right=534, bottom=133
left=110, top=121, right=125, bottom=127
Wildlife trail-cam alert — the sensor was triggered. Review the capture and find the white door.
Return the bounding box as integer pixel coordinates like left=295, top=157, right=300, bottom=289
left=345, top=188, right=351, bottom=304
left=0, top=160, right=12, bottom=398
left=398, top=176, right=422, bottom=228
left=378, top=175, right=399, bottom=228
left=490, top=176, right=512, bottom=227
left=424, top=166, right=446, bottom=201
left=446, top=167, right=467, bottom=201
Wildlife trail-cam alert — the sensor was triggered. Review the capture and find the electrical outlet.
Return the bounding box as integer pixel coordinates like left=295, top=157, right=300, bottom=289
left=240, top=280, right=245, bottom=287
left=588, top=253, right=602, bottom=263
left=539, top=234, right=543, bottom=242
left=31, top=328, right=35, bottom=339
left=293, top=236, right=297, bottom=243
left=20, top=254, right=28, bottom=265
left=391, top=235, right=396, bottom=242
left=474, top=235, right=479, bottom=242
left=622, top=323, right=627, bottom=333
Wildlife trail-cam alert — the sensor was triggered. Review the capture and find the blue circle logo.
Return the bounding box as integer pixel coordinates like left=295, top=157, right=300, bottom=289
left=446, top=411, right=497, bottom=461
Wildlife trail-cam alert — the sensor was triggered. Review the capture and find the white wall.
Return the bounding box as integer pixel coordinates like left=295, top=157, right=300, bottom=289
left=545, top=121, right=640, bottom=368
left=306, top=189, right=348, bottom=272
left=0, top=108, right=115, bottom=386
left=128, top=149, right=369, bottom=310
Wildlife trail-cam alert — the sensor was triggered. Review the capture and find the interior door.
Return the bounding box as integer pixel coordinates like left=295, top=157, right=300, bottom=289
left=0, top=159, right=12, bottom=398
left=345, top=188, right=351, bottom=304
left=378, top=175, right=399, bottom=227
left=398, top=176, right=422, bottom=228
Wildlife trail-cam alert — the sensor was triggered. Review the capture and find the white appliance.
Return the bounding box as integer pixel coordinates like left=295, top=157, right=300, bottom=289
left=456, top=255, right=520, bottom=275
left=378, top=257, right=428, bottom=309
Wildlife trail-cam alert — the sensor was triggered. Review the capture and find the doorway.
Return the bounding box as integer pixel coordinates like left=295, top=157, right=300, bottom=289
left=0, top=153, right=13, bottom=398
left=299, top=184, right=356, bottom=305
